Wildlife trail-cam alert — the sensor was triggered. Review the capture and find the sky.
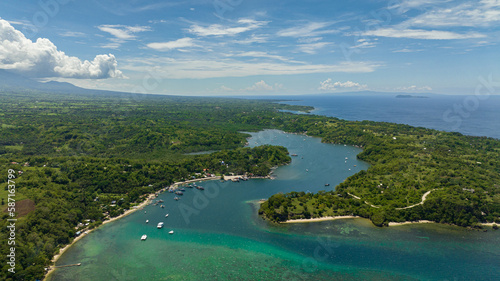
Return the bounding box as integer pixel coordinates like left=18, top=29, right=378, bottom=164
left=0, top=0, right=499, bottom=96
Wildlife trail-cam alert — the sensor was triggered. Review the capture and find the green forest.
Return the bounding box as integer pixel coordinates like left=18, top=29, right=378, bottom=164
left=260, top=117, right=500, bottom=228
left=1, top=90, right=499, bottom=280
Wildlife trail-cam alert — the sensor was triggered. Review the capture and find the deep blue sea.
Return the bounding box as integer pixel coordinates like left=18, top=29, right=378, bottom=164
left=269, top=94, right=500, bottom=139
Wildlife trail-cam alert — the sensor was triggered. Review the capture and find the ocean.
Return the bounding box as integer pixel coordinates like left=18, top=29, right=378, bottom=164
left=48, top=95, right=500, bottom=281
left=277, top=94, right=500, bottom=139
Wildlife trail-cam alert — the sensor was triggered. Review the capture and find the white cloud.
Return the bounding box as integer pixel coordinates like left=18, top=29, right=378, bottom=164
left=188, top=19, right=267, bottom=36
left=98, top=24, right=150, bottom=40
left=59, top=31, right=86, bottom=38
left=229, top=51, right=295, bottom=63
left=98, top=24, right=151, bottom=48
left=389, top=0, right=452, bottom=14
left=232, top=34, right=268, bottom=44
left=277, top=22, right=337, bottom=38
left=318, top=79, right=367, bottom=91
left=121, top=58, right=379, bottom=79
left=363, top=28, right=485, bottom=40
left=0, top=19, right=123, bottom=79
left=350, top=38, right=377, bottom=49
left=404, top=0, right=500, bottom=28
left=219, top=85, right=233, bottom=91
left=298, top=42, right=331, bottom=54
left=396, top=85, right=432, bottom=91
left=147, top=38, right=198, bottom=51
left=245, top=80, right=283, bottom=92
left=392, top=48, right=423, bottom=53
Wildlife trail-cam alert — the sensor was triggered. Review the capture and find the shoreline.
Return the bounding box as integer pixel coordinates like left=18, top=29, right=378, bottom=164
left=44, top=173, right=268, bottom=280
left=283, top=216, right=498, bottom=228
left=283, top=215, right=360, bottom=223
left=44, top=194, right=154, bottom=280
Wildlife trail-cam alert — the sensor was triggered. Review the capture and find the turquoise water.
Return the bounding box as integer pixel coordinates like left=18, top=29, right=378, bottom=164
left=48, top=130, right=500, bottom=281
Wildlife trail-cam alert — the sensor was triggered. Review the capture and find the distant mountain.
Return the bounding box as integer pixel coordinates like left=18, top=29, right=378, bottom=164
left=0, top=70, right=87, bottom=93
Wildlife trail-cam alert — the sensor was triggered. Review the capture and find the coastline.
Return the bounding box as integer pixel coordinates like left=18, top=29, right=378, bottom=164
left=44, top=194, right=155, bottom=280
left=44, top=173, right=268, bottom=280
left=388, top=220, right=435, bottom=226
left=283, top=216, right=498, bottom=228
left=283, top=215, right=360, bottom=223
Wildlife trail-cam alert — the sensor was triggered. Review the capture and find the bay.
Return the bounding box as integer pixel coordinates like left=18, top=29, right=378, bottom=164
left=48, top=130, right=500, bottom=281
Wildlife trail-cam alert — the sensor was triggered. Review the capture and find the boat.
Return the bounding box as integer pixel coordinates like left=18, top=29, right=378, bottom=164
left=174, top=197, right=180, bottom=201
left=175, top=191, right=184, bottom=195
left=165, top=214, right=169, bottom=217
left=179, top=188, right=185, bottom=191
left=157, top=222, right=164, bottom=229
left=146, top=220, right=149, bottom=223
left=158, top=199, right=164, bottom=203
left=168, top=230, right=174, bottom=234
left=160, top=205, right=164, bottom=208
left=168, top=189, right=174, bottom=193
left=141, top=234, right=147, bottom=241
left=196, top=186, right=204, bottom=190
left=325, top=183, right=330, bottom=186
left=291, top=154, right=298, bottom=156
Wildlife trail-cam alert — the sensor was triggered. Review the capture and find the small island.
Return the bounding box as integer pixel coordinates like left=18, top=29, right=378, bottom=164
left=396, top=94, right=429, bottom=98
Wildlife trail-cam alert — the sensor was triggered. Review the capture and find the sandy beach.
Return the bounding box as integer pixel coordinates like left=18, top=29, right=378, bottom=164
left=388, top=220, right=435, bottom=226
left=283, top=215, right=360, bottom=223
left=44, top=194, right=155, bottom=280
left=44, top=174, right=250, bottom=280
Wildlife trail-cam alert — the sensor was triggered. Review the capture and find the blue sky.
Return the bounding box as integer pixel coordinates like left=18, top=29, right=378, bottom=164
left=1, top=0, right=499, bottom=95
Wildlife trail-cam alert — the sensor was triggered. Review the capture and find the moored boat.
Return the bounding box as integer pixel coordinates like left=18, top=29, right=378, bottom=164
left=157, top=222, right=164, bottom=229
left=168, top=230, right=174, bottom=234
left=141, top=234, right=147, bottom=241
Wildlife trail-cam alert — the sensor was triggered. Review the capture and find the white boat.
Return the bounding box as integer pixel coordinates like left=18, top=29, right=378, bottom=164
left=157, top=222, right=164, bottom=229
left=146, top=220, right=149, bottom=223
left=168, top=230, right=174, bottom=234
left=165, top=214, right=169, bottom=217
left=141, top=234, right=147, bottom=241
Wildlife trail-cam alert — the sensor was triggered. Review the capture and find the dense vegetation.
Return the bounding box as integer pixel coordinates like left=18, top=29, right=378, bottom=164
left=1, top=89, right=499, bottom=280
left=0, top=90, right=300, bottom=281
left=260, top=117, right=500, bottom=227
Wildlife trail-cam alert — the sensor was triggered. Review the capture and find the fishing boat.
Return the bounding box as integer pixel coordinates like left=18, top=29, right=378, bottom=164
left=175, top=191, right=184, bottom=195
left=168, top=230, right=174, bottom=234
left=157, top=222, right=164, bottom=229
left=158, top=199, right=164, bottom=203
left=174, top=196, right=180, bottom=201
left=179, top=188, right=185, bottom=192
left=196, top=186, right=204, bottom=190
left=141, top=235, right=147, bottom=241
